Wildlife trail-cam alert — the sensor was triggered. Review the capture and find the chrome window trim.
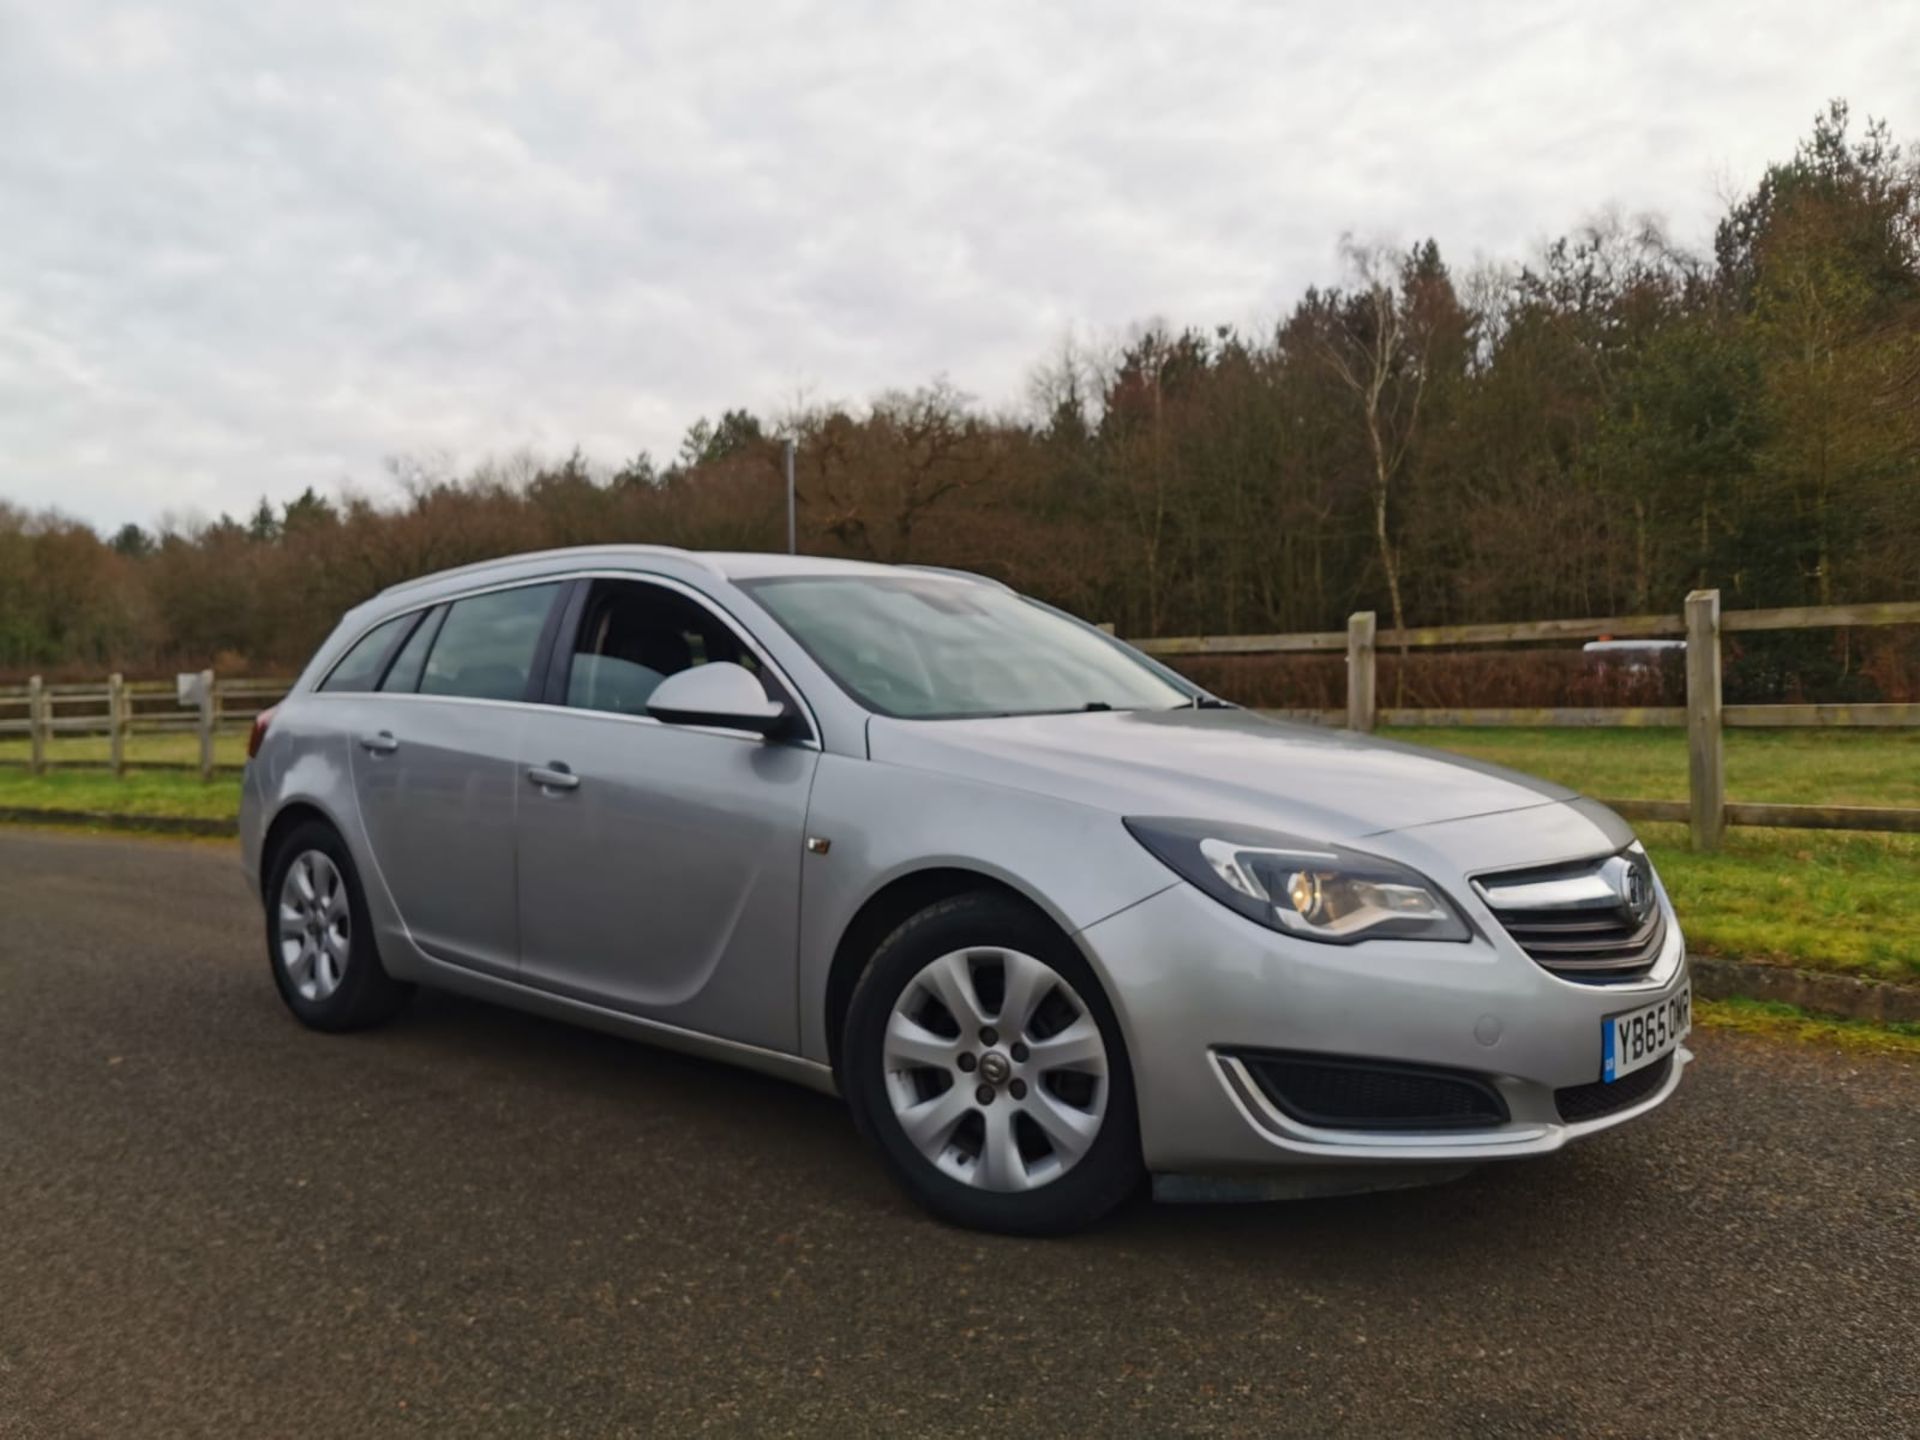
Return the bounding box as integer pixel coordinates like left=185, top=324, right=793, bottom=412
left=304, top=568, right=822, bottom=749
left=304, top=574, right=568, bottom=699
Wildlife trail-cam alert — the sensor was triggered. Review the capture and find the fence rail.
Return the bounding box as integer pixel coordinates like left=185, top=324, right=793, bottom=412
left=0, top=673, right=295, bottom=779
left=1135, top=598, right=1920, bottom=657
left=1135, top=591, right=1920, bottom=850
left=5, top=592, right=1915, bottom=841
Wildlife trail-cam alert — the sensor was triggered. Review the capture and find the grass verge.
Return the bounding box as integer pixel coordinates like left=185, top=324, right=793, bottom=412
left=1380, top=726, right=1920, bottom=982
left=2, top=725, right=1916, bottom=982
left=1633, top=823, right=1920, bottom=982
left=0, top=768, right=243, bottom=821
left=1386, top=724, right=1920, bottom=808
left=1695, top=996, right=1920, bottom=1057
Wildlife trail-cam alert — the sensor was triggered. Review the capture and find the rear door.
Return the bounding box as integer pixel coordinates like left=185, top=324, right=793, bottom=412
left=513, top=576, right=818, bottom=1052
left=349, top=580, right=567, bottom=978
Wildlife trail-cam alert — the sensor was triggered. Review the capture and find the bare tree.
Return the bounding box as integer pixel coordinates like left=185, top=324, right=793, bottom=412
left=1316, top=238, right=1431, bottom=644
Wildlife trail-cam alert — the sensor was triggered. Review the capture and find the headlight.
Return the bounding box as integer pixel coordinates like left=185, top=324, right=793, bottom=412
left=1123, top=817, right=1471, bottom=944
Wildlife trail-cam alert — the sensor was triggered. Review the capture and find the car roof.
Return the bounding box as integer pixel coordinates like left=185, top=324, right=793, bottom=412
left=375, top=545, right=993, bottom=600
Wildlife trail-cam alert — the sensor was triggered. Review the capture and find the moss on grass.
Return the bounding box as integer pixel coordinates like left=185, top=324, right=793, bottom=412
left=1695, top=996, right=1920, bottom=1057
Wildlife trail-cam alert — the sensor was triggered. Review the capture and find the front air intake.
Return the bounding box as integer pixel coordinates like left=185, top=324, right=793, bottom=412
left=1235, top=1051, right=1509, bottom=1131
left=1555, top=1054, right=1674, bottom=1123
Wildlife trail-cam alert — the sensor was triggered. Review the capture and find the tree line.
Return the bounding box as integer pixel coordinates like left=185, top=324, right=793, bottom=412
left=3, top=103, right=1916, bottom=700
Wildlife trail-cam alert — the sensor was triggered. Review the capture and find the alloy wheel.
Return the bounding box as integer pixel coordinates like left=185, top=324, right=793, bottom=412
left=883, top=946, right=1109, bottom=1192
left=277, top=849, right=351, bottom=1002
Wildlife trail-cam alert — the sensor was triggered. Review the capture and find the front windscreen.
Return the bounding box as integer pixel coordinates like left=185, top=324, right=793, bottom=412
left=740, top=574, right=1192, bottom=719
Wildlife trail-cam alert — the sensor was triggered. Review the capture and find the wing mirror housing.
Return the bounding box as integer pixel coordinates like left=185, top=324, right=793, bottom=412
left=646, top=662, right=791, bottom=737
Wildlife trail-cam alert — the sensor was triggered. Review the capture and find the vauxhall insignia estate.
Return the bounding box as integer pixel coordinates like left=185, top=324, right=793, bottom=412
left=240, top=546, right=1691, bottom=1234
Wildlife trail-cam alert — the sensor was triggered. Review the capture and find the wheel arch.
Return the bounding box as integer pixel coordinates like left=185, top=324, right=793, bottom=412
left=257, top=799, right=347, bottom=900
left=823, top=865, right=1077, bottom=1081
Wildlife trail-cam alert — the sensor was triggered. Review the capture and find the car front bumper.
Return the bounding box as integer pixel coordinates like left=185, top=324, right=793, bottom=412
left=1078, top=874, right=1691, bottom=1177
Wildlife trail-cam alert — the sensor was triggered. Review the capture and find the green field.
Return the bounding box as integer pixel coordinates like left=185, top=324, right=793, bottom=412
left=2, top=725, right=1916, bottom=981
left=0, top=730, right=250, bottom=768
left=0, top=767, right=243, bottom=820
left=1386, top=725, right=1920, bottom=809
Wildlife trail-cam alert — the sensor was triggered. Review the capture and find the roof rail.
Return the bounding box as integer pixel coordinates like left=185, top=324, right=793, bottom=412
left=377, top=544, right=716, bottom=598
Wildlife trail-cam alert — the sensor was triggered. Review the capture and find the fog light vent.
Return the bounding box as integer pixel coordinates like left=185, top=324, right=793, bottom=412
left=1236, top=1051, right=1509, bottom=1131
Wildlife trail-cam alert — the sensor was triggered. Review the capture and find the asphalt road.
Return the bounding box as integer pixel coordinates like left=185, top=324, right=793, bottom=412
left=1, top=829, right=1916, bottom=1438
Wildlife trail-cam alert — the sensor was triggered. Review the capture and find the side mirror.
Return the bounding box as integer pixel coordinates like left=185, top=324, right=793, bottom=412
left=647, top=662, right=790, bottom=737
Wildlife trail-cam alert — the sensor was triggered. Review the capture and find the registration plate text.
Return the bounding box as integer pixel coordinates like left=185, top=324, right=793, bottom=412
left=1603, top=984, right=1690, bottom=1083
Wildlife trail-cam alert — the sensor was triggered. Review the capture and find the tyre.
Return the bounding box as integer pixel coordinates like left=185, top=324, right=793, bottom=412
left=264, top=819, right=413, bottom=1032
left=842, top=891, right=1143, bottom=1235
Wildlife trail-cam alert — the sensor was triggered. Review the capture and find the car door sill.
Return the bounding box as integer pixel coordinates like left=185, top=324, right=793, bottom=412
left=405, top=949, right=839, bottom=1096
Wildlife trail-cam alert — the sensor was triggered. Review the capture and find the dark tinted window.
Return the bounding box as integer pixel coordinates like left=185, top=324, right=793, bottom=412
left=379, top=606, right=442, bottom=693
left=418, top=584, right=561, bottom=701
left=562, top=579, right=760, bottom=717
left=318, top=614, right=413, bottom=693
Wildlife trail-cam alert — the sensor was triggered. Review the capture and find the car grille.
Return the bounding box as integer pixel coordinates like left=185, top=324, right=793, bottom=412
left=1237, top=1052, right=1509, bottom=1131
left=1555, top=1054, right=1674, bottom=1124
left=1474, top=847, right=1666, bottom=984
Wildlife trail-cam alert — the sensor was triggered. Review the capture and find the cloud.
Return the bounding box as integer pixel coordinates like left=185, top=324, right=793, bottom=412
left=1, top=0, right=1915, bottom=527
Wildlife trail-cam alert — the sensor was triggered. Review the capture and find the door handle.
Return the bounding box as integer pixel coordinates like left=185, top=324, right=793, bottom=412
left=359, top=730, right=399, bottom=755
left=526, top=763, right=581, bottom=792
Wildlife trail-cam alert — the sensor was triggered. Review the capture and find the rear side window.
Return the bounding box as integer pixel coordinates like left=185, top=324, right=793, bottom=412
left=379, top=606, right=443, bottom=693
left=418, top=584, right=562, bottom=702
left=317, top=614, right=414, bottom=693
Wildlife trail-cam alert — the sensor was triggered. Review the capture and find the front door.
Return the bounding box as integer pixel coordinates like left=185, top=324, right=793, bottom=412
left=513, top=577, right=818, bottom=1052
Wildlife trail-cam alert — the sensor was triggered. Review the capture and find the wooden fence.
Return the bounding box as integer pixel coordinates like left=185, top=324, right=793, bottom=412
left=4, top=589, right=1915, bottom=847
left=1134, top=589, right=1920, bottom=850
left=0, top=673, right=293, bottom=780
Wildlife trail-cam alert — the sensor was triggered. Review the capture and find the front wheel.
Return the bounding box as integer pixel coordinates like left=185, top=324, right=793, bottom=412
left=842, top=892, right=1143, bottom=1235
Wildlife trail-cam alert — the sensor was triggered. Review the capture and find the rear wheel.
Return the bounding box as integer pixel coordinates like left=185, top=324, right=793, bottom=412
left=264, top=819, right=413, bottom=1032
left=842, top=892, right=1143, bottom=1235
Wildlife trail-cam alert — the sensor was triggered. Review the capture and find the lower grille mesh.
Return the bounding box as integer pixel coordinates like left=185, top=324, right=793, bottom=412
left=1555, top=1054, right=1674, bottom=1124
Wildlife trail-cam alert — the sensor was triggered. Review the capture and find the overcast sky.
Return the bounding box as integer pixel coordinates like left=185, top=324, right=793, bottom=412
left=2, top=1, right=1915, bottom=531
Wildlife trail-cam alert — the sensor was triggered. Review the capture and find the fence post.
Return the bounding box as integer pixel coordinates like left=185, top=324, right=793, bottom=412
left=1346, top=611, right=1377, bottom=732
left=1685, top=589, right=1725, bottom=851
left=108, top=673, right=126, bottom=776
left=198, top=668, right=217, bottom=782
left=28, top=675, right=46, bottom=775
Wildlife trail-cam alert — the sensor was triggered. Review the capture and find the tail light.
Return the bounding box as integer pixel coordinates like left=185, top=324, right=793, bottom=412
left=247, top=705, right=279, bottom=760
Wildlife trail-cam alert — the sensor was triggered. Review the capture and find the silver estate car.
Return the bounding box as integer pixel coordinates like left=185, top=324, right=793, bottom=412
left=241, top=546, right=1691, bottom=1234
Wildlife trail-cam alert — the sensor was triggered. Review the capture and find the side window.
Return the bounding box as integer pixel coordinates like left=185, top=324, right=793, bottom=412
left=562, top=579, right=757, bottom=718
left=318, top=614, right=414, bottom=693
left=379, top=605, right=443, bottom=693
left=418, top=584, right=562, bottom=702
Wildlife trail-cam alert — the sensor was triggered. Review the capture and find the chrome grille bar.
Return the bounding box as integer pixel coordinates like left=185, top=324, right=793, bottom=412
left=1473, top=846, right=1664, bottom=983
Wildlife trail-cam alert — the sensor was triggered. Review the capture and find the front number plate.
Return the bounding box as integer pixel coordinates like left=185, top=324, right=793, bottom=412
left=1603, top=984, right=1691, bottom=1083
